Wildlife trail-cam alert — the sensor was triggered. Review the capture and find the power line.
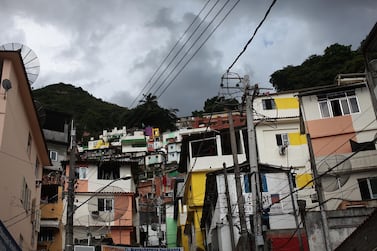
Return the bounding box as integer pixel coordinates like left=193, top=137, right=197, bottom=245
left=145, top=0, right=223, bottom=99
left=227, top=0, right=278, bottom=72
left=152, top=0, right=230, bottom=97
left=264, top=135, right=377, bottom=210
left=129, top=0, right=213, bottom=108
left=157, top=0, right=240, bottom=99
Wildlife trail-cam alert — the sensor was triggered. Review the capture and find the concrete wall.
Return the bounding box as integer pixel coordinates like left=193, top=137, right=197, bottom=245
left=304, top=208, right=375, bottom=250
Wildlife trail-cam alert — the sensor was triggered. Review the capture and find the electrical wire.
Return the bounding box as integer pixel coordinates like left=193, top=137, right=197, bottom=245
left=146, top=0, right=223, bottom=97
left=227, top=0, right=278, bottom=72
left=156, top=0, right=240, bottom=98
left=129, top=0, right=213, bottom=108
left=264, top=135, right=377, bottom=210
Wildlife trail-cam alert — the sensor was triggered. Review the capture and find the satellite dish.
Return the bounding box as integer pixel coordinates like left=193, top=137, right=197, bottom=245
left=0, top=43, right=40, bottom=85
left=318, top=155, right=352, bottom=192
left=87, top=185, right=129, bottom=223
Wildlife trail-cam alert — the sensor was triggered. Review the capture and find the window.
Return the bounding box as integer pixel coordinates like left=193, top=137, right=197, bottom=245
left=221, top=130, right=243, bottom=155
left=318, top=91, right=360, bottom=118
left=41, top=184, right=58, bottom=203
left=276, top=133, right=289, bottom=146
left=38, top=229, right=54, bottom=242
left=35, top=158, right=39, bottom=178
left=21, top=178, right=31, bottom=212
left=78, top=167, right=88, bottom=180
left=98, top=198, right=113, bottom=211
left=262, top=99, right=276, bottom=110
left=49, top=150, right=58, bottom=162
left=191, top=138, right=217, bottom=157
left=97, top=163, right=120, bottom=180
left=27, top=133, right=32, bottom=155
left=244, top=173, right=268, bottom=193
left=358, top=177, right=377, bottom=200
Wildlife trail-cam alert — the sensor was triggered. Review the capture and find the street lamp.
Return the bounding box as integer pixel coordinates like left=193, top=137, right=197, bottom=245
left=65, top=176, right=132, bottom=251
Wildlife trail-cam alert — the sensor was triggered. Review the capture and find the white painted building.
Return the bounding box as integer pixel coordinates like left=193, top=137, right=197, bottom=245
left=201, top=168, right=296, bottom=251
left=253, top=92, right=317, bottom=212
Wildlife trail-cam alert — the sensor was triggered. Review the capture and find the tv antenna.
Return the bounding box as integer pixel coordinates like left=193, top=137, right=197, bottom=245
left=0, top=43, right=40, bottom=85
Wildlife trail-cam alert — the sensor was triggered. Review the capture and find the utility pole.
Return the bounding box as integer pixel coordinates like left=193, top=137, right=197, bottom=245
left=287, top=169, right=305, bottom=251
left=65, top=121, right=76, bottom=251
left=156, top=197, right=163, bottom=247
left=244, top=77, right=264, bottom=251
left=306, top=134, right=332, bottom=251
left=227, top=109, right=250, bottom=250
left=223, top=161, right=236, bottom=251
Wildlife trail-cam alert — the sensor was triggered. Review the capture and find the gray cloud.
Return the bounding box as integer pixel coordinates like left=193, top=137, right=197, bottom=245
left=1, top=0, right=376, bottom=118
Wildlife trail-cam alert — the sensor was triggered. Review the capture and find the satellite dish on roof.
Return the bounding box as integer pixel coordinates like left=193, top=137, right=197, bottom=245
left=0, top=43, right=40, bottom=85
left=318, top=155, right=351, bottom=192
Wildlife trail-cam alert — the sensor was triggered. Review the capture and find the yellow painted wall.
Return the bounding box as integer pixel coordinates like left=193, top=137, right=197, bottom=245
left=296, top=173, right=313, bottom=188
left=288, top=132, right=307, bottom=145
left=274, top=97, right=299, bottom=109
left=184, top=172, right=207, bottom=251
left=181, top=227, right=189, bottom=251
left=187, top=172, right=207, bottom=207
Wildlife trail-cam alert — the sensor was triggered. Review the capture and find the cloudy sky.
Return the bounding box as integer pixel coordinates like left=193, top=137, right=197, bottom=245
left=1, top=0, right=376, bottom=116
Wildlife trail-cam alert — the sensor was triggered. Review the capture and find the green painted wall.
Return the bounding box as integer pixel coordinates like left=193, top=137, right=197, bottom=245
left=166, top=217, right=177, bottom=247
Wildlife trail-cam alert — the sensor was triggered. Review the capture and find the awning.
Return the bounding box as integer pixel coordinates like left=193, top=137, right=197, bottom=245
left=40, top=219, right=60, bottom=229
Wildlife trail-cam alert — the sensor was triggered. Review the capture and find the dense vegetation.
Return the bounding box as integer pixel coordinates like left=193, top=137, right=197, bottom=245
left=269, top=43, right=365, bottom=91
left=32, top=84, right=177, bottom=139
left=192, top=96, right=240, bottom=116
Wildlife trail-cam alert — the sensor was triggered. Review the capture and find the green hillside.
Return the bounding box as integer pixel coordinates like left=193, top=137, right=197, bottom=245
left=270, top=43, right=365, bottom=91
left=32, top=83, right=178, bottom=140
left=32, top=83, right=129, bottom=139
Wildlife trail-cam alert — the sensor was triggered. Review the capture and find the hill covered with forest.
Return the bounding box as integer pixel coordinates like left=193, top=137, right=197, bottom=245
left=32, top=83, right=178, bottom=139
left=269, top=43, right=365, bottom=91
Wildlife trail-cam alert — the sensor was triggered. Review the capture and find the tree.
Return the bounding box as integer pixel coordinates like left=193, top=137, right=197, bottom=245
left=125, top=93, right=178, bottom=132
left=192, top=96, right=240, bottom=116
left=270, top=43, right=365, bottom=91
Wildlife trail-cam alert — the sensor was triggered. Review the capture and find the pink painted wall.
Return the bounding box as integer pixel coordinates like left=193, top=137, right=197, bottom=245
left=306, top=116, right=355, bottom=156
